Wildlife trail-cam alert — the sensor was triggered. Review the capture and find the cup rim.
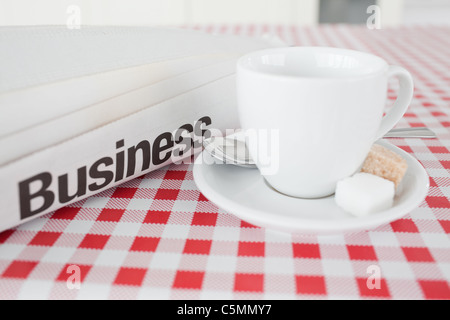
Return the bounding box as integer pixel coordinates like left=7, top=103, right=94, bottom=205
left=237, top=46, right=389, bottom=81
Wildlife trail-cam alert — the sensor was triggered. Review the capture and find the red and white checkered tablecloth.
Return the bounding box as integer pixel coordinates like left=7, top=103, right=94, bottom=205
left=0, top=25, right=449, bottom=300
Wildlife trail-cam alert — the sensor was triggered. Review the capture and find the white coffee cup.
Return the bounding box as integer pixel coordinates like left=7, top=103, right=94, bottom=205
left=236, top=46, right=413, bottom=198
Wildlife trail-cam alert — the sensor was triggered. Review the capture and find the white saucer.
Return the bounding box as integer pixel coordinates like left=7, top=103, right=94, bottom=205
left=193, top=140, right=429, bottom=235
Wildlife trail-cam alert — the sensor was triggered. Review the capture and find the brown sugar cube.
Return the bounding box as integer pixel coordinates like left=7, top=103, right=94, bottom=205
left=360, top=144, right=408, bottom=188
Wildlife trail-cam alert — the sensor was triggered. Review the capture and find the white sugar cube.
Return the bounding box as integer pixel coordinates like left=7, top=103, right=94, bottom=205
left=335, top=173, right=395, bottom=217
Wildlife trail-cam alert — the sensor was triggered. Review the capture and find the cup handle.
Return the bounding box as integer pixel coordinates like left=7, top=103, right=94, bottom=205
left=375, top=65, right=414, bottom=140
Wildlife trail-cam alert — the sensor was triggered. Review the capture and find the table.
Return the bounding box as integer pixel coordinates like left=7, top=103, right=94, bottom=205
left=0, top=24, right=449, bottom=300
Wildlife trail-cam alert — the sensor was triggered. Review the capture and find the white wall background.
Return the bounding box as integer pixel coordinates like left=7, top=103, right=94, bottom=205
left=0, top=0, right=448, bottom=27
left=403, top=0, right=450, bottom=25
left=0, top=0, right=318, bottom=26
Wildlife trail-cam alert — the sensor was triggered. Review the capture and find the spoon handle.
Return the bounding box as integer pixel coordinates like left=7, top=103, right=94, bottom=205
left=383, top=127, right=436, bottom=139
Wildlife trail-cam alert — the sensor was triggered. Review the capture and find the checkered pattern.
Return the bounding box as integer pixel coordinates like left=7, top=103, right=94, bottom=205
left=1, top=25, right=449, bottom=300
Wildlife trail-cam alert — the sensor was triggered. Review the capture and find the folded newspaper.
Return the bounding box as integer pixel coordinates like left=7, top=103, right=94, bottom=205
left=0, top=26, right=275, bottom=232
